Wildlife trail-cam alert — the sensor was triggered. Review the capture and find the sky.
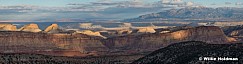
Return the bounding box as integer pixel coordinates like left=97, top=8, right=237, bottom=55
left=0, top=0, right=243, bottom=22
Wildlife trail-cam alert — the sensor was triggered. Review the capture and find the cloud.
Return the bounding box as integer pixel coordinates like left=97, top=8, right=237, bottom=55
left=211, top=3, right=216, bottom=5
left=236, top=2, right=243, bottom=5
left=67, top=3, right=87, bottom=6
left=153, top=0, right=197, bottom=8
left=186, top=2, right=194, bottom=6
left=0, top=0, right=199, bottom=21
left=91, top=0, right=121, bottom=6
left=0, top=5, right=36, bottom=13
left=160, top=0, right=183, bottom=5
left=67, top=0, right=197, bottom=10
left=225, top=2, right=232, bottom=5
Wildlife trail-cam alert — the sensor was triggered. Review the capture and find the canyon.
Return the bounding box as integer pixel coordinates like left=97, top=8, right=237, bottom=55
left=103, top=26, right=235, bottom=50
left=0, top=23, right=240, bottom=64
left=0, top=23, right=237, bottom=57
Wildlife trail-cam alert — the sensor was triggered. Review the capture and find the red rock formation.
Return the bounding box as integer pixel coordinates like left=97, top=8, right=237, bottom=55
left=137, top=27, right=156, bottom=33
left=0, top=26, right=235, bottom=56
left=0, top=31, right=108, bottom=54
left=102, top=26, right=235, bottom=50
left=19, top=23, right=42, bottom=32
left=44, top=24, right=59, bottom=32
left=50, top=33, right=108, bottom=53
left=0, top=24, right=17, bottom=31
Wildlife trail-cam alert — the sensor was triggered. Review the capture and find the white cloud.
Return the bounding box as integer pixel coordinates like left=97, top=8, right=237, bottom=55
left=0, top=0, right=200, bottom=21
left=161, top=0, right=170, bottom=4
left=225, top=2, right=232, bottom=5
left=236, top=2, right=243, bottom=5
left=186, top=2, right=194, bottom=6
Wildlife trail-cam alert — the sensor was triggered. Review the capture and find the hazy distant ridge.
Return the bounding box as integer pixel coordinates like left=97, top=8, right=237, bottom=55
left=125, top=7, right=243, bottom=22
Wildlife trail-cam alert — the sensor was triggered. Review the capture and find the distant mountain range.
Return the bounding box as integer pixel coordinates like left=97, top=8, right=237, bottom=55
left=124, top=7, right=243, bottom=22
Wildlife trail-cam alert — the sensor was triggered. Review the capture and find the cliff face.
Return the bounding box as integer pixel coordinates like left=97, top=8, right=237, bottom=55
left=50, top=33, right=108, bottom=53
left=0, top=31, right=56, bottom=52
left=0, top=24, right=236, bottom=56
left=103, top=26, right=235, bottom=50
left=0, top=31, right=108, bottom=53
left=44, top=24, right=59, bottom=32
left=76, top=30, right=105, bottom=38
left=0, top=24, right=17, bottom=31
left=19, top=23, right=42, bottom=32
left=137, top=27, right=156, bottom=33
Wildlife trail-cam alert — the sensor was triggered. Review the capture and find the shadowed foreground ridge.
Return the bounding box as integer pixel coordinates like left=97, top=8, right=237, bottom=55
left=0, top=53, right=143, bottom=64
left=132, top=41, right=243, bottom=64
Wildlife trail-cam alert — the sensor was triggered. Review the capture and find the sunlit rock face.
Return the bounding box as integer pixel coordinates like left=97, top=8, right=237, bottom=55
left=19, top=23, right=42, bottom=32
left=76, top=30, right=106, bottom=38
left=103, top=26, right=235, bottom=50
left=0, top=31, right=56, bottom=53
left=0, top=24, right=17, bottom=31
left=117, top=30, right=133, bottom=35
left=227, top=28, right=243, bottom=37
left=0, top=31, right=108, bottom=54
left=44, top=24, right=58, bottom=33
left=229, top=30, right=241, bottom=36
left=50, top=33, right=108, bottom=53
left=137, top=27, right=156, bottom=33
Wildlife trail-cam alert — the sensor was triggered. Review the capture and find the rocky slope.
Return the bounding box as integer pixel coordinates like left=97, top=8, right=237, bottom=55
left=103, top=26, right=235, bottom=50
left=0, top=53, right=143, bottom=64
left=125, top=7, right=243, bottom=22
left=222, top=25, right=243, bottom=37
left=132, top=41, right=243, bottom=64
left=0, top=53, right=80, bottom=64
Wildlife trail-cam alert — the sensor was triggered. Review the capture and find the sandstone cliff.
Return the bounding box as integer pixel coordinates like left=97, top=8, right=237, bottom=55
left=0, top=31, right=56, bottom=52
left=0, top=23, right=236, bottom=57
left=76, top=30, right=106, bottom=38
left=103, top=26, right=235, bottom=50
left=50, top=33, right=108, bottom=53
left=0, top=31, right=108, bottom=54
left=44, top=24, right=59, bottom=33
left=117, top=30, right=132, bottom=35
left=137, top=27, right=156, bottom=33
left=0, top=24, right=17, bottom=31
left=19, top=23, right=42, bottom=32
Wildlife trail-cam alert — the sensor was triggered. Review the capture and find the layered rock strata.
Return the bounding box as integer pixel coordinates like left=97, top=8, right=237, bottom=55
left=0, top=31, right=108, bottom=53
left=103, top=26, right=235, bottom=50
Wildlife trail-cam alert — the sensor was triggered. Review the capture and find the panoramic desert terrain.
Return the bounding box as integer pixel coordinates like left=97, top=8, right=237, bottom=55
left=1, top=0, right=243, bottom=64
